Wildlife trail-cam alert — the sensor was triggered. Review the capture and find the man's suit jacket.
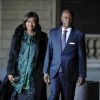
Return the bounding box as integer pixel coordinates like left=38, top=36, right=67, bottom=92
left=43, top=26, right=86, bottom=82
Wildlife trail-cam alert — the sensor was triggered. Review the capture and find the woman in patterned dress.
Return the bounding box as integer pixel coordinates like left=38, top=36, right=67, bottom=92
left=7, top=12, right=47, bottom=100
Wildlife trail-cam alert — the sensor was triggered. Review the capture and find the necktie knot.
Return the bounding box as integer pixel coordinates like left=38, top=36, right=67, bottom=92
left=64, top=30, right=67, bottom=34
left=63, top=30, right=67, bottom=40
left=63, top=30, right=67, bottom=38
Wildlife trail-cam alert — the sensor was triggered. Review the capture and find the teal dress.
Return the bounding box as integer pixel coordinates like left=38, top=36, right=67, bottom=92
left=12, top=32, right=39, bottom=94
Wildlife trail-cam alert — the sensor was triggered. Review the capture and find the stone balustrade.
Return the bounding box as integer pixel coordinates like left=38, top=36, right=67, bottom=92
left=86, top=34, right=100, bottom=68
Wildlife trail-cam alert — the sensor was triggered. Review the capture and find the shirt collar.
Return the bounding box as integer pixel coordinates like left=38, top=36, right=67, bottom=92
left=62, top=26, right=72, bottom=35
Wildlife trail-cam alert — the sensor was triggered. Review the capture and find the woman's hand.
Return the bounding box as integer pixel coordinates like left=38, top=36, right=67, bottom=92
left=8, top=75, right=15, bottom=83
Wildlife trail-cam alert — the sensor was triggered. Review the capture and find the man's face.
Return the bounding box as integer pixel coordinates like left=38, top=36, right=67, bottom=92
left=25, top=17, right=36, bottom=31
left=61, top=11, right=72, bottom=28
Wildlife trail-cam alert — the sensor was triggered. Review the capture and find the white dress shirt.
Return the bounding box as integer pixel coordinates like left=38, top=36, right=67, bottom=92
left=62, top=27, right=72, bottom=43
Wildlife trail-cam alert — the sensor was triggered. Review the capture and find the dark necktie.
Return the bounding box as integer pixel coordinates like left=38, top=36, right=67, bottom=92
left=59, top=30, right=67, bottom=73
left=62, top=30, right=67, bottom=51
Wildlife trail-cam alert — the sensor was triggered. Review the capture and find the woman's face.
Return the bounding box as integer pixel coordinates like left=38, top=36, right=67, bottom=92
left=25, top=17, right=36, bottom=31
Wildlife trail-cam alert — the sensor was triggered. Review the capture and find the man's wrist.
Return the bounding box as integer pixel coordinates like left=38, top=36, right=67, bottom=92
left=44, top=73, right=49, bottom=76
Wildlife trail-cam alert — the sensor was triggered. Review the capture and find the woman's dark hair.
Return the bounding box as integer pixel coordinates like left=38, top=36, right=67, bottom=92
left=23, top=11, right=39, bottom=24
left=23, top=11, right=41, bottom=31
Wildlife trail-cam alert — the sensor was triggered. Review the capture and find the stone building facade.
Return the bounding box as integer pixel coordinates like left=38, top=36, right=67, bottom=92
left=0, top=0, right=100, bottom=84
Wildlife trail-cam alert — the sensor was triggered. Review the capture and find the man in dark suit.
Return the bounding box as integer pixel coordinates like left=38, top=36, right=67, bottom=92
left=43, top=9, right=87, bottom=100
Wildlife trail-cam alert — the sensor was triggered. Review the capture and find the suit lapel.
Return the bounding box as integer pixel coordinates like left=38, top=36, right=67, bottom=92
left=57, top=27, right=75, bottom=53
left=57, top=27, right=62, bottom=53
left=62, top=28, right=75, bottom=52
left=66, top=28, right=74, bottom=44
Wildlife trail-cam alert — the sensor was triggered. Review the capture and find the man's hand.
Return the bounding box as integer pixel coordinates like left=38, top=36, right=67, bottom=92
left=8, top=75, right=15, bottom=83
left=43, top=73, right=50, bottom=85
left=77, top=77, right=85, bottom=86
